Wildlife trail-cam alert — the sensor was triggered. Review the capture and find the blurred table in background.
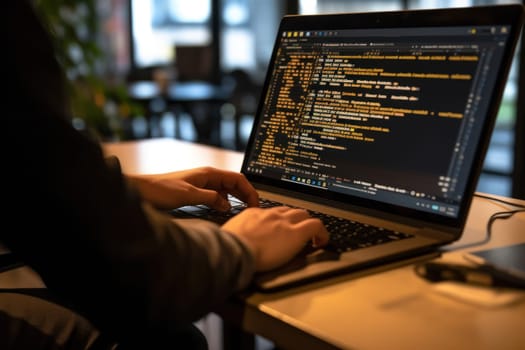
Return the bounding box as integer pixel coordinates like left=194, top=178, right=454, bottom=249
left=128, top=80, right=233, bottom=146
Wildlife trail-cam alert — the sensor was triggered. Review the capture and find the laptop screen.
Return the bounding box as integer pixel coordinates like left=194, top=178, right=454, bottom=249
left=242, top=8, right=520, bottom=224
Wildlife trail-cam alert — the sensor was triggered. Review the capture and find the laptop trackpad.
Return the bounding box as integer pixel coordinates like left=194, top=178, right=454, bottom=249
left=254, top=248, right=340, bottom=284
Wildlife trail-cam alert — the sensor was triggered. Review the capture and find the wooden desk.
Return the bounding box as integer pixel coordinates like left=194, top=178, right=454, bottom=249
left=2, top=138, right=523, bottom=350
left=103, top=137, right=243, bottom=174
left=103, top=138, right=525, bottom=350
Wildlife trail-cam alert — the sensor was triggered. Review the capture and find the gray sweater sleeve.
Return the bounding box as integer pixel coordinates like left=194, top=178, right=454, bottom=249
left=5, top=143, right=257, bottom=340
left=133, top=204, right=257, bottom=323
left=62, top=154, right=256, bottom=335
left=6, top=2, right=258, bottom=342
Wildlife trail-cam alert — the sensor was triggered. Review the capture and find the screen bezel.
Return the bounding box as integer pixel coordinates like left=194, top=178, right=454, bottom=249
left=241, top=4, right=524, bottom=229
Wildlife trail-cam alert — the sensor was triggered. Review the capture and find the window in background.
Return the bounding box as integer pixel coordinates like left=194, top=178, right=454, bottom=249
left=129, top=0, right=282, bottom=80
left=220, top=0, right=283, bottom=80
left=299, top=0, right=401, bottom=13
left=298, top=0, right=523, bottom=198
left=220, top=0, right=255, bottom=72
left=129, top=0, right=211, bottom=68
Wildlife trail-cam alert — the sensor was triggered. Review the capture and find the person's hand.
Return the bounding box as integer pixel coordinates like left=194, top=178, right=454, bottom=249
left=222, top=206, right=330, bottom=272
left=127, top=167, right=259, bottom=210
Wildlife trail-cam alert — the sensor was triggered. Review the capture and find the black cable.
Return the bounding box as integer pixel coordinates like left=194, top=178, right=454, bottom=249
left=442, top=197, right=525, bottom=252
left=474, top=193, right=525, bottom=208
left=486, top=208, right=525, bottom=237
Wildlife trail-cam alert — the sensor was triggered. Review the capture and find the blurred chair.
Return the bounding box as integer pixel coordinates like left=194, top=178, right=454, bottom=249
left=174, top=45, right=215, bottom=82
left=126, top=65, right=173, bottom=138
left=221, top=69, right=261, bottom=150
left=168, top=45, right=229, bottom=146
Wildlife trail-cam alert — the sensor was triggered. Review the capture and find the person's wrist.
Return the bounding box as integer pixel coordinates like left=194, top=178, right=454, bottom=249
left=224, top=230, right=258, bottom=287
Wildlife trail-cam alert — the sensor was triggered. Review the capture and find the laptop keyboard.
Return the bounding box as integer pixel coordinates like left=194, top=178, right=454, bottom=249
left=170, top=197, right=414, bottom=254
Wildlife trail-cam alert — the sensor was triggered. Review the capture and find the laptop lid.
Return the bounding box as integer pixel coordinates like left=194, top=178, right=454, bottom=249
left=241, top=4, right=524, bottom=241
left=238, top=4, right=524, bottom=290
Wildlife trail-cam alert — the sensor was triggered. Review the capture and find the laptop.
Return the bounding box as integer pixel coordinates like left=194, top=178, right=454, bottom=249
left=171, top=4, right=525, bottom=291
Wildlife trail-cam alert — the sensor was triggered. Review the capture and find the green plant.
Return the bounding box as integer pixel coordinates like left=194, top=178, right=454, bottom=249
left=33, top=0, right=142, bottom=140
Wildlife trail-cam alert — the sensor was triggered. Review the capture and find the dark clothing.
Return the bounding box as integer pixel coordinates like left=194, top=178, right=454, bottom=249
left=2, top=1, right=254, bottom=348
left=0, top=290, right=119, bottom=350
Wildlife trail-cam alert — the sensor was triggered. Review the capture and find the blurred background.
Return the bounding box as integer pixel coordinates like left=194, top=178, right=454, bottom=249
left=34, top=0, right=524, bottom=200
